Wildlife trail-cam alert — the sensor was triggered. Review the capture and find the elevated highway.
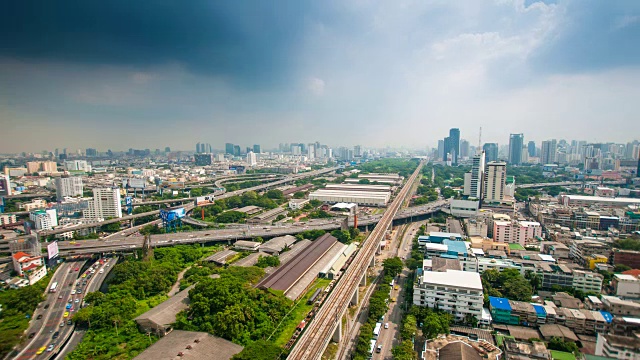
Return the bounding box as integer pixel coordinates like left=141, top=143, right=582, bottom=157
left=287, top=161, right=425, bottom=359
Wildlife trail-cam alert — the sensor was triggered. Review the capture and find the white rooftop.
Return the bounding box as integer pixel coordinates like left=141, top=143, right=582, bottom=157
left=421, top=270, right=482, bottom=290
left=538, top=254, right=556, bottom=262
left=563, top=195, right=640, bottom=204
left=587, top=295, right=603, bottom=305
left=424, top=243, right=449, bottom=251
left=614, top=274, right=639, bottom=281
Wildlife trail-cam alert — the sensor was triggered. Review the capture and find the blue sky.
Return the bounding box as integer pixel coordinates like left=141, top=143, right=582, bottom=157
left=1, top=0, right=639, bottom=152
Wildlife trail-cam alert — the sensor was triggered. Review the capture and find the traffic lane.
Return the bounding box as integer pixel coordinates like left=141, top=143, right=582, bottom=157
left=17, top=263, right=74, bottom=360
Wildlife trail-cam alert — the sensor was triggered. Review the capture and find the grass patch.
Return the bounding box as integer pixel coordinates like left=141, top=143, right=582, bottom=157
left=322, top=343, right=339, bottom=360
left=272, top=278, right=331, bottom=347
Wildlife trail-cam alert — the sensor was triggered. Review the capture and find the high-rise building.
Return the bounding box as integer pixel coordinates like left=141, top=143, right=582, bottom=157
left=55, top=177, right=83, bottom=201
left=165, top=147, right=171, bottom=153
left=541, top=139, right=558, bottom=165
left=483, top=143, right=499, bottom=162
left=84, top=188, right=122, bottom=220
left=484, top=162, right=506, bottom=203
left=527, top=141, right=536, bottom=158
left=460, top=140, right=470, bottom=159
left=291, top=144, right=302, bottom=155
left=225, top=143, right=234, bottom=155
left=64, top=160, right=89, bottom=172
left=246, top=151, right=257, bottom=166
left=444, top=128, right=460, bottom=165
left=196, top=142, right=201, bottom=153
left=354, top=145, right=362, bottom=157
left=194, top=154, right=212, bottom=166
left=86, top=148, right=97, bottom=157
left=253, top=144, right=261, bottom=154
left=637, top=157, right=640, bottom=178
left=307, top=144, right=315, bottom=159
left=469, top=151, right=485, bottom=200
left=233, top=145, right=241, bottom=157
left=437, top=140, right=445, bottom=160
left=508, top=134, right=524, bottom=165
left=29, top=209, right=58, bottom=230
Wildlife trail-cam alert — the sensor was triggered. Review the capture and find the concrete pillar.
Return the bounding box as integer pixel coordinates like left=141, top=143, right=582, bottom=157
left=351, top=288, right=358, bottom=306
left=332, top=321, right=342, bottom=343
left=360, top=273, right=366, bottom=286
left=370, top=256, right=376, bottom=267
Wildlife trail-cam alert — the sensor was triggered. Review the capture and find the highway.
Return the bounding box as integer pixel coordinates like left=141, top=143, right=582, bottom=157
left=14, top=260, right=86, bottom=360
left=36, top=167, right=337, bottom=237
left=287, top=161, right=425, bottom=360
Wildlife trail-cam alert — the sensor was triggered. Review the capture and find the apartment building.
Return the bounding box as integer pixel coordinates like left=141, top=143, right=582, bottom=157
left=612, top=274, right=640, bottom=300
left=572, top=269, right=604, bottom=294
left=19, top=199, right=47, bottom=211
left=493, top=220, right=542, bottom=246
left=413, top=270, right=483, bottom=321
left=55, top=176, right=84, bottom=201
left=601, top=295, right=640, bottom=317
left=595, top=334, right=640, bottom=360
left=484, top=162, right=506, bottom=203
left=0, top=214, right=17, bottom=225
left=83, top=187, right=122, bottom=220
left=29, top=209, right=58, bottom=230
left=569, top=239, right=611, bottom=265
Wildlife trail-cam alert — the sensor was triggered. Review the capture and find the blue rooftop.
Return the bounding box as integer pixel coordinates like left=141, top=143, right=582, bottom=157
left=489, top=297, right=512, bottom=311
left=532, top=304, right=547, bottom=317
left=440, top=254, right=459, bottom=259
left=444, top=239, right=468, bottom=256
left=600, top=311, right=613, bottom=323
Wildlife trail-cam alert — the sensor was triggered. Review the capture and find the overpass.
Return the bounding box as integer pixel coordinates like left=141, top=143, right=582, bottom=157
left=516, top=180, right=626, bottom=189
left=35, top=167, right=337, bottom=237
left=287, top=161, right=425, bottom=359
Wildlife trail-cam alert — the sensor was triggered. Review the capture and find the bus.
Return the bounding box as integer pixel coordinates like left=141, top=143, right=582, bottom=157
left=373, top=322, right=382, bottom=337
left=369, top=340, right=377, bottom=356
left=49, top=282, right=58, bottom=293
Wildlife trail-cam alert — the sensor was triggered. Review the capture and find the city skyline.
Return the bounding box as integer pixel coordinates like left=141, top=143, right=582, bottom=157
left=2, top=1, right=640, bottom=152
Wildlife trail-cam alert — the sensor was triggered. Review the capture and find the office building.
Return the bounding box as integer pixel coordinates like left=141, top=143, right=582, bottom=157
left=467, top=151, right=485, bottom=199
left=484, top=162, right=506, bottom=203
left=508, top=134, right=524, bottom=165
left=443, top=128, right=461, bottom=165
left=253, top=144, right=261, bottom=154
left=354, top=145, right=362, bottom=157
left=233, top=145, right=241, bottom=156
left=413, top=270, right=483, bottom=321
left=246, top=151, right=257, bottom=166
left=86, top=148, right=97, bottom=157
left=541, top=140, right=558, bottom=165
left=84, top=188, right=122, bottom=220
left=29, top=209, right=58, bottom=230
left=194, top=154, right=213, bottom=166
left=225, top=143, right=234, bottom=155
left=460, top=140, right=470, bottom=158
left=437, top=140, right=445, bottom=160
left=55, top=176, right=83, bottom=201
left=164, top=147, right=171, bottom=153
left=483, top=143, right=498, bottom=162
left=527, top=141, right=536, bottom=158
left=64, top=160, right=90, bottom=172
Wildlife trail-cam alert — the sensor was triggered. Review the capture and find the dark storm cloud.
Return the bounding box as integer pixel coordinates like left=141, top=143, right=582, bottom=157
left=531, top=0, right=640, bottom=73
left=0, top=0, right=318, bottom=86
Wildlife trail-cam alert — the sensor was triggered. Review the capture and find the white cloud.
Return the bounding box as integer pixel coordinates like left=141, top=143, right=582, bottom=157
left=307, top=77, right=325, bottom=95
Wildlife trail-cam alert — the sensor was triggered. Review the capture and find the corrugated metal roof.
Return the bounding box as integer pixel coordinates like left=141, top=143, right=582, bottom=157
left=489, top=297, right=512, bottom=311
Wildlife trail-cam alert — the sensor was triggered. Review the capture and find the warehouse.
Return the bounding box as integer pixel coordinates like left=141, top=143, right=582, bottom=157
left=134, top=285, right=195, bottom=336
left=324, top=183, right=392, bottom=192
left=233, top=240, right=261, bottom=251
left=258, top=235, right=297, bottom=255
left=285, top=241, right=346, bottom=300
left=309, top=189, right=390, bottom=206
left=319, top=242, right=359, bottom=279
left=257, top=233, right=338, bottom=293
left=133, top=330, right=243, bottom=360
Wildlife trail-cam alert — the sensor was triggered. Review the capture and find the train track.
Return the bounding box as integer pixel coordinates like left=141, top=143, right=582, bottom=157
left=287, top=161, right=424, bottom=360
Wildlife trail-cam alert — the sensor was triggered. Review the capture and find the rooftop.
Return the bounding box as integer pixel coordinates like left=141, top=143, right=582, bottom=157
left=133, top=330, right=243, bottom=360
left=489, top=297, right=511, bottom=311
left=422, top=270, right=482, bottom=290
left=134, top=285, right=194, bottom=328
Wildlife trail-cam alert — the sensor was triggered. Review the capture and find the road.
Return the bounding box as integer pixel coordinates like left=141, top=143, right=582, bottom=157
left=14, top=260, right=86, bottom=360
left=287, top=161, right=424, bottom=360
left=54, top=257, right=118, bottom=360
left=374, top=222, right=422, bottom=359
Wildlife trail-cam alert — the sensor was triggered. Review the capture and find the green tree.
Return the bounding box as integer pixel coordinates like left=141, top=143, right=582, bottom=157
left=293, top=191, right=306, bottom=199
left=614, top=264, right=632, bottom=273
left=358, top=178, right=371, bottom=184
left=383, top=257, right=404, bottom=278
left=392, top=340, right=416, bottom=360
left=421, top=311, right=452, bottom=339
left=400, top=315, right=417, bottom=341
left=231, top=340, right=283, bottom=360
left=547, top=337, right=580, bottom=356
left=331, top=229, right=352, bottom=244
left=256, top=255, right=280, bottom=268
left=503, top=277, right=533, bottom=301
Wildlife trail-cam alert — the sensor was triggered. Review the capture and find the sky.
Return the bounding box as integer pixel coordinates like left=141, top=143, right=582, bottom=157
left=1, top=0, right=640, bottom=153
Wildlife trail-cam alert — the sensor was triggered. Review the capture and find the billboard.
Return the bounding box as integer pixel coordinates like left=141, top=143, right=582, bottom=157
left=195, top=195, right=214, bottom=206
left=47, top=241, right=59, bottom=260
left=126, top=178, right=147, bottom=189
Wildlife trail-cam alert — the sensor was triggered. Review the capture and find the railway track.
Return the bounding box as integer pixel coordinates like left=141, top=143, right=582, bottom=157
left=287, top=161, right=424, bottom=360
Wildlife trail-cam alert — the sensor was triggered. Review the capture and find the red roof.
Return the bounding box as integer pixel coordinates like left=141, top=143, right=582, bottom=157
left=12, top=251, right=31, bottom=261
left=622, top=269, right=640, bottom=278
left=21, top=263, right=40, bottom=272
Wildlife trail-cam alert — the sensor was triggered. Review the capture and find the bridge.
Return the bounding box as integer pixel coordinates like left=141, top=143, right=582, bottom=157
left=33, top=167, right=337, bottom=237
left=287, top=161, right=425, bottom=359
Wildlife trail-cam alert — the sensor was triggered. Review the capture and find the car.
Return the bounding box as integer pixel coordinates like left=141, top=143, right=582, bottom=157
left=58, top=294, right=63, bottom=299
left=36, top=314, right=43, bottom=320
left=36, top=346, right=46, bottom=355
left=106, top=263, right=110, bottom=267
left=69, top=241, right=76, bottom=244
left=60, top=321, right=65, bottom=327
left=69, top=306, right=74, bottom=311
left=75, top=267, right=79, bottom=272
left=376, top=345, right=382, bottom=353
left=63, top=312, right=69, bottom=318
left=66, top=304, right=72, bottom=309
left=69, top=282, right=73, bottom=287
left=71, top=290, right=76, bottom=295
left=384, top=323, right=389, bottom=329
left=52, top=331, right=59, bottom=339
left=67, top=320, right=72, bottom=325
left=99, top=269, right=104, bottom=274
left=68, top=298, right=73, bottom=303
left=43, top=304, right=49, bottom=309
left=81, top=274, right=86, bottom=278
left=28, top=332, right=36, bottom=339
left=75, top=299, right=80, bottom=303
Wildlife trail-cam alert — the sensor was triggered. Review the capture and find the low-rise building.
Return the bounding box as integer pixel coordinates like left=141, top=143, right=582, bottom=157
left=595, top=334, right=640, bottom=360
left=469, top=237, right=510, bottom=255
left=413, top=270, right=483, bottom=321
left=11, top=251, right=47, bottom=285
left=288, top=198, right=309, bottom=210
left=572, top=269, right=603, bottom=294
left=601, top=295, right=640, bottom=317
left=0, top=214, right=17, bottom=225
left=612, top=274, right=640, bottom=300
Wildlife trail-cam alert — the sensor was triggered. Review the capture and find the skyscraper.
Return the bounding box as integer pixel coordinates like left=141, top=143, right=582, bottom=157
left=508, top=134, right=524, bottom=165
left=354, top=145, right=362, bottom=157
left=527, top=141, right=536, bottom=158
left=541, top=140, right=558, bottom=165
left=246, top=152, right=257, bottom=166
left=233, top=145, right=241, bottom=157
left=253, top=144, right=261, bottom=154
left=447, top=128, right=460, bottom=165
left=464, top=151, right=485, bottom=199
left=437, top=140, right=445, bottom=160
left=225, top=143, right=234, bottom=155
left=84, top=188, right=122, bottom=219
left=483, top=143, right=499, bottom=162
left=484, top=162, right=506, bottom=203
left=196, top=142, right=202, bottom=153
left=460, top=140, right=470, bottom=159
left=55, top=177, right=83, bottom=201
